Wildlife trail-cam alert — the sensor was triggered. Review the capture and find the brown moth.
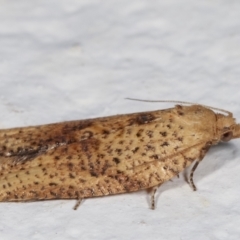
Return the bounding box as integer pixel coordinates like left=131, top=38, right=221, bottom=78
left=0, top=103, right=239, bottom=209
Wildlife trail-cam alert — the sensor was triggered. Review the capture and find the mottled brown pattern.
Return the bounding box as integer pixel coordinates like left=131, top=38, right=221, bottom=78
left=0, top=105, right=240, bottom=205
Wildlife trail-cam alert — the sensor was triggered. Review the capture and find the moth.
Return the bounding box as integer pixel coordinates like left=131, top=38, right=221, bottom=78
left=0, top=102, right=239, bottom=209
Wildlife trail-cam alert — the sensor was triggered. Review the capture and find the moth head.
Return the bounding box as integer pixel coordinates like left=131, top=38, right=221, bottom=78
left=216, top=113, right=240, bottom=141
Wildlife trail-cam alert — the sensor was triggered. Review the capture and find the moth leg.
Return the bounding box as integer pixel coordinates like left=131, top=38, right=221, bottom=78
left=73, top=198, right=82, bottom=210
left=189, top=161, right=199, bottom=191
left=150, top=186, right=158, bottom=210
left=189, top=142, right=212, bottom=191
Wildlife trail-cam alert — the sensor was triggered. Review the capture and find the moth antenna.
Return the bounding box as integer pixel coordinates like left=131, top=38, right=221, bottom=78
left=125, top=98, right=232, bottom=117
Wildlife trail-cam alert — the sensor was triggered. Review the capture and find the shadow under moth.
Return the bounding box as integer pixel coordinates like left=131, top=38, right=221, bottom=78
left=0, top=102, right=239, bottom=209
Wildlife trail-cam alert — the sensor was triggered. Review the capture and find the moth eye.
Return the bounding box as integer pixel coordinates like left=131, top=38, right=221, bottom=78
left=221, top=131, right=233, bottom=142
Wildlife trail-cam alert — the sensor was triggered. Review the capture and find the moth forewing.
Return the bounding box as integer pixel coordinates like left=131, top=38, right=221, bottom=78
left=0, top=104, right=239, bottom=208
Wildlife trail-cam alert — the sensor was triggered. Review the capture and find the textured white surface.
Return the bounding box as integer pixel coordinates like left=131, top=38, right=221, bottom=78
left=1, top=0, right=240, bottom=239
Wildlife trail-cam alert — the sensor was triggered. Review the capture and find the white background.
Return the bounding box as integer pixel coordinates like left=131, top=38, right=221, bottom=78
left=1, top=0, right=240, bottom=239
